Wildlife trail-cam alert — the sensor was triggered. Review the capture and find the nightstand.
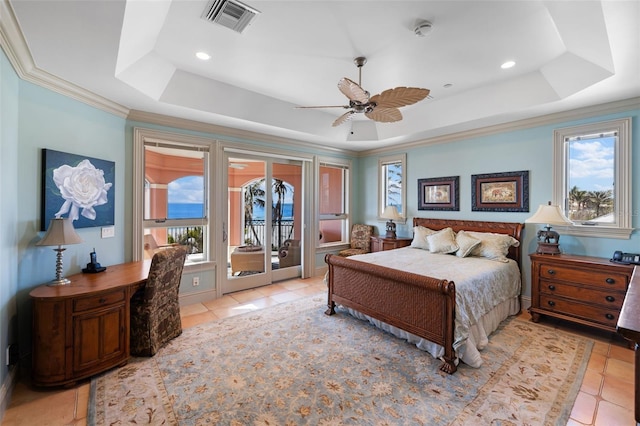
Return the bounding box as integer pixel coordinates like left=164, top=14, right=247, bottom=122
left=370, top=236, right=412, bottom=252
left=529, top=253, right=634, bottom=333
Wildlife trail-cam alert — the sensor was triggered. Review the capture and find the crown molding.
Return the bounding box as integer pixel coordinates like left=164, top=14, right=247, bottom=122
left=127, top=110, right=358, bottom=157
left=0, top=0, right=129, bottom=118
left=361, top=97, right=640, bottom=157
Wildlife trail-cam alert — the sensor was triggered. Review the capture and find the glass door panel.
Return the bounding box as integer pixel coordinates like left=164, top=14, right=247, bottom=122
left=272, top=161, right=303, bottom=282
left=223, top=156, right=269, bottom=294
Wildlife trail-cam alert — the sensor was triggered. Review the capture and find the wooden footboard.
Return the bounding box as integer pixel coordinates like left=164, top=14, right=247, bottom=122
left=325, top=253, right=457, bottom=374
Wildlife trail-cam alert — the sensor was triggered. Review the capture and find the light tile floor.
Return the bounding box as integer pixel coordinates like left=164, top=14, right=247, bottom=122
left=2, top=276, right=635, bottom=425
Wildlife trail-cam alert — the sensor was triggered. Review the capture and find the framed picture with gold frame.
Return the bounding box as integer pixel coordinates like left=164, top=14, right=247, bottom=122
left=471, top=170, right=529, bottom=212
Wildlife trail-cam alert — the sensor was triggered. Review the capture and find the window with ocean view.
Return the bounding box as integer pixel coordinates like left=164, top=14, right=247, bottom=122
left=142, top=141, right=210, bottom=263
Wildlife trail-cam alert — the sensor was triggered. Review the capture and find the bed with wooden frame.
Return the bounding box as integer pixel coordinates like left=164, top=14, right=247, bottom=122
left=324, top=218, right=523, bottom=374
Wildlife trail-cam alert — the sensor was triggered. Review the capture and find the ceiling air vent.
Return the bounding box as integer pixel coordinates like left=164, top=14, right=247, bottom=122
left=201, top=0, right=260, bottom=33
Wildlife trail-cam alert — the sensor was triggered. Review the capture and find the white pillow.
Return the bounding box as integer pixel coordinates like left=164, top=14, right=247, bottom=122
left=455, top=231, right=481, bottom=258
left=466, top=231, right=520, bottom=262
left=427, top=227, right=459, bottom=254
left=410, top=226, right=436, bottom=250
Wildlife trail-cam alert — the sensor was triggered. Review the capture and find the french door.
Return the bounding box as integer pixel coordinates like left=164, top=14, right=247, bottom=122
left=221, top=151, right=304, bottom=294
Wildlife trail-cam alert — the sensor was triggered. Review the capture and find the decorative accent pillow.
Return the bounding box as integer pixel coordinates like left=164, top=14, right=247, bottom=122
left=466, top=231, right=520, bottom=262
left=410, top=226, right=436, bottom=250
left=427, top=227, right=459, bottom=254
left=455, top=231, right=481, bottom=258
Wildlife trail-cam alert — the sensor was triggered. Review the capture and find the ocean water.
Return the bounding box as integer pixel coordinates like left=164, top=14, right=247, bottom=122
left=168, top=203, right=294, bottom=220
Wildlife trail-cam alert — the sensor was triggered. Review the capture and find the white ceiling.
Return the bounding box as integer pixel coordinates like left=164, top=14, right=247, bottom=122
left=5, top=0, right=640, bottom=151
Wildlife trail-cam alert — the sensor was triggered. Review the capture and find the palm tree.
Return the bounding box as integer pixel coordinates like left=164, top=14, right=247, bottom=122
left=272, top=178, right=288, bottom=249
left=244, top=181, right=265, bottom=245
left=587, top=189, right=613, bottom=219
left=568, top=186, right=588, bottom=219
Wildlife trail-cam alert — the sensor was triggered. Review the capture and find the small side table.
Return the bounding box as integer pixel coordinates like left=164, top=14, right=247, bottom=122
left=370, top=236, right=412, bottom=252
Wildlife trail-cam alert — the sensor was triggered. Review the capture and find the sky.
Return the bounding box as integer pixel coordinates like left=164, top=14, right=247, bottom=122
left=568, top=136, right=614, bottom=193
left=168, top=176, right=204, bottom=204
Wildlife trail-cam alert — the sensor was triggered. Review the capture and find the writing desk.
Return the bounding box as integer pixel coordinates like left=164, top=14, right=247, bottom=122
left=30, top=260, right=151, bottom=387
left=617, top=266, right=640, bottom=424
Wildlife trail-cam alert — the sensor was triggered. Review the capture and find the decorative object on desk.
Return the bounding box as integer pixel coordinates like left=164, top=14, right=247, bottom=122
left=380, top=205, right=402, bottom=238
left=471, top=170, right=529, bottom=212
left=41, top=149, right=115, bottom=230
left=82, top=248, right=106, bottom=273
left=418, top=176, right=459, bottom=211
left=526, top=201, right=572, bottom=254
left=36, top=217, right=83, bottom=286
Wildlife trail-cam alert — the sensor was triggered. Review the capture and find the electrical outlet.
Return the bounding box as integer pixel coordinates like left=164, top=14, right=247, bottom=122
left=6, top=344, right=18, bottom=366
left=192, top=276, right=200, bottom=286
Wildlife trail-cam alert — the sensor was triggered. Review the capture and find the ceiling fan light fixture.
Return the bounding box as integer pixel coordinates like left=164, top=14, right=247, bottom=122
left=414, top=20, right=433, bottom=37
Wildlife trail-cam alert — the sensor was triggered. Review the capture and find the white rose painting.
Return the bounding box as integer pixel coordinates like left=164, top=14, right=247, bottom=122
left=42, top=149, right=115, bottom=230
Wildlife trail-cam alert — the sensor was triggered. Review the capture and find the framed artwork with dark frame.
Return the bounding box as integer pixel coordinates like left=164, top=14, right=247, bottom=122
left=471, top=170, right=529, bottom=212
left=418, top=176, right=459, bottom=211
left=41, top=149, right=115, bottom=230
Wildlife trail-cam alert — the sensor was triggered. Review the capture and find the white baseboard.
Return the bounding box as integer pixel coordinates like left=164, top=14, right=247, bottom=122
left=0, top=367, right=18, bottom=421
left=179, top=289, right=217, bottom=306
left=521, top=295, right=531, bottom=311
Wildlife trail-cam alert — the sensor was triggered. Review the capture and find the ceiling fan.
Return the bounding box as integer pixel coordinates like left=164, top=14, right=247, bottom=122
left=297, top=57, right=430, bottom=127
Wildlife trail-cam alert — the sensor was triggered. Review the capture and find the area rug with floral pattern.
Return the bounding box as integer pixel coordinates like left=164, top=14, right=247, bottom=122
left=88, top=294, right=592, bottom=425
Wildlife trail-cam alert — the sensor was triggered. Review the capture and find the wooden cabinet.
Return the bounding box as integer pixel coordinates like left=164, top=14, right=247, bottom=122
left=370, top=236, right=412, bottom=252
left=529, top=253, right=634, bottom=333
left=29, top=261, right=149, bottom=387
left=31, top=288, right=129, bottom=387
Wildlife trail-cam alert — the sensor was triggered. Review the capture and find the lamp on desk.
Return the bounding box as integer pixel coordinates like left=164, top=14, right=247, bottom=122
left=525, top=202, right=572, bottom=255
left=37, top=217, right=83, bottom=286
left=381, top=205, right=402, bottom=239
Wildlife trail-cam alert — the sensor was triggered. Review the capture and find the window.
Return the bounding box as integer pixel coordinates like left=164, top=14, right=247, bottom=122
left=317, top=158, right=350, bottom=246
left=553, top=117, right=632, bottom=239
left=378, top=154, right=406, bottom=221
left=133, top=128, right=213, bottom=264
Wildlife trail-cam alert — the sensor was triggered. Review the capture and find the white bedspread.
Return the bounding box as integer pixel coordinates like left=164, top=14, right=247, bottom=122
left=344, top=247, right=522, bottom=367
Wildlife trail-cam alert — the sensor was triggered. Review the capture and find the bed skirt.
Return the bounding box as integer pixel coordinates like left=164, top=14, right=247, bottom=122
left=343, top=296, right=520, bottom=368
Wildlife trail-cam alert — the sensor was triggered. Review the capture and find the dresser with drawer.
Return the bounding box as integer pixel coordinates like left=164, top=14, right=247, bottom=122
left=529, top=253, right=634, bottom=333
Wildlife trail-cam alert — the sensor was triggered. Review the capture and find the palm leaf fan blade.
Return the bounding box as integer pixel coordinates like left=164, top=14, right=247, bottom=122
left=370, top=87, right=430, bottom=109
left=365, top=108, right=402, bottom=123
left=332, top=110, right=355, bottom=127
left=337, top=78, right=369, bottom=103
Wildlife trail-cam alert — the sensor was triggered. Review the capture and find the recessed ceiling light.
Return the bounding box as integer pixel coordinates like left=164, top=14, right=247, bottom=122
left=196, top=52, right=211, bottom=61
left=501, top=61, right=516, bottom=69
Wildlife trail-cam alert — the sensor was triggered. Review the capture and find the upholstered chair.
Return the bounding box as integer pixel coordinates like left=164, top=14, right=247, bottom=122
left=130, top=246, right=187, bottom=356
left=278, top=239, right=301, bottom=268
left=338, top=224, right=373, bottom=257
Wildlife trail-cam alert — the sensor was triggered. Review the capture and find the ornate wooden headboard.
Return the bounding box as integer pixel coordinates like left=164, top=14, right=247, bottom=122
left=412, top=218, right=524, bottom=267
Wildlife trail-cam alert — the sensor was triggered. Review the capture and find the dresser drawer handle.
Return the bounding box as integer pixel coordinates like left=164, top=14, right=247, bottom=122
left=605, top=296, right=615, bottom=303
left=547, top=269, right=555, bottom=275
left=99, top=298, right=106, bottom=304
left=605, top=278, right=615, bottom=284
left=548, top=285, right=555, bottom=291
left=605, top=313, right=614, bottom=320
left=547, top=300, right=556, bottom=307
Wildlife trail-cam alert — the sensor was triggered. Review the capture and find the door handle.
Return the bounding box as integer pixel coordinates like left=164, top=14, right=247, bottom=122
left=222, top=223, right=227, bottom=242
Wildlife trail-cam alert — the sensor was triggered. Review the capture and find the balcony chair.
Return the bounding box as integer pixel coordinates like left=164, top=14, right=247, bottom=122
left=278, top=239, right=301, bottom=268
left=130, top=246, right=187, bottom=356
left=338, top=224, right=373, bottom=257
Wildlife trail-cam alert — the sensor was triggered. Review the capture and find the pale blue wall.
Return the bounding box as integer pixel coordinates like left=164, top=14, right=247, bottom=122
left=14, top=80, right=128, bottom=362
left=359, top=110, right=640, bottom=298
left=0, top=46, right=20, bottom=411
